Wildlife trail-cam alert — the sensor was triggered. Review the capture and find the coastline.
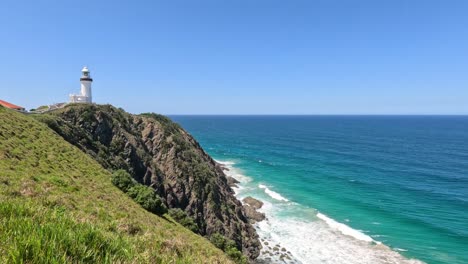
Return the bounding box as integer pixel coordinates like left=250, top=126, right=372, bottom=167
left=217, top=160, right=425, bottom=264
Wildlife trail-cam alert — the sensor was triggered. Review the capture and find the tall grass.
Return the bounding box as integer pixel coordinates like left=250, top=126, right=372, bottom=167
left=0, top=201, right=134, bottom=264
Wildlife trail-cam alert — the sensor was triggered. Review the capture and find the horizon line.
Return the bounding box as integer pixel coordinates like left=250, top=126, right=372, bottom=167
left=165, top=114, right=468, bottom=116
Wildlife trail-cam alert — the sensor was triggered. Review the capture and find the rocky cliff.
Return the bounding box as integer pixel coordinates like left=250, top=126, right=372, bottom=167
left=35, top=104, right=260, bottom=259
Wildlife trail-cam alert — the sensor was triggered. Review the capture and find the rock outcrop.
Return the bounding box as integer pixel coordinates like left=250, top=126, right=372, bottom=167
left=227, top=176, right=240, bottom=188
left=36, top=104, right=260, bottom=259
left=242, top=197, right=266, bottom=223
left=243, top=196, right=264, bottom=210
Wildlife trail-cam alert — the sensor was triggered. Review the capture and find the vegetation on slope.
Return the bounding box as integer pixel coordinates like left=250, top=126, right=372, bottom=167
left=0, top=106, right=233, bottom=263
left=210, top=234, right=248, bottom=264
left=168, top=208, right=199, bottom=233
left=111, top=169, right=168, bottom=215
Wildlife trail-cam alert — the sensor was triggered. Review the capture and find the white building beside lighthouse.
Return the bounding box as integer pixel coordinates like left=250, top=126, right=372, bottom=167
left=69, top=66, right=93, bottom=103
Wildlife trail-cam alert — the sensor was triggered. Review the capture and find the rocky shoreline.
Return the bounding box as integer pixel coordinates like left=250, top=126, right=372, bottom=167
left=256, top=238, right=298, bottom=264
left=221, top=165, right=266, bottom=224
left=219, top=162, right=300, bottom=263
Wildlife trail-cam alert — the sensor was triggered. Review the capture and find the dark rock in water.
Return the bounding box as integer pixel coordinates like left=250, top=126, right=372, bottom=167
left=255, top=258, right=272, bottom=264
left=38, top=104, right=261, bottom=259
left=227, top=176, right=240, bottom=188
left=243, top=196, right=264, bottom=209
left=242, top=196, right=265, bottom=223
left=244, top=204, right=266, bottom=223
left=216, top=163, right=230, bottom=171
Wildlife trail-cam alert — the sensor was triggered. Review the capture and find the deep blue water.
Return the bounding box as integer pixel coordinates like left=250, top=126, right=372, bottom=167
left=171, top=115, right=468, bottom=264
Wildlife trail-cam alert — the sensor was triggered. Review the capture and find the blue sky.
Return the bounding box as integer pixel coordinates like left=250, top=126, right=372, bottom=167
left=1, top=0, right=467, bottom=114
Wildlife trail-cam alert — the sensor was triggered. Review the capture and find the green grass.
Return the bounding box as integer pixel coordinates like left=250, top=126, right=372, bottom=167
left=0, top=201, right=133, bottom=263
left=0, top=106, right=232, bottom=264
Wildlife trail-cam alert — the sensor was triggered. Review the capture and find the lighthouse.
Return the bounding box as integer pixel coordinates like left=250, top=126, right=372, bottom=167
left=69, top=66, right=93, bottom=103
left=80, top=66, right=92, bottom=103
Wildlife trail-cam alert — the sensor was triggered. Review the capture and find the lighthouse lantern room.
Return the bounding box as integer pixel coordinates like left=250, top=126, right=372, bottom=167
left=69, top=66, right=93, bottom=103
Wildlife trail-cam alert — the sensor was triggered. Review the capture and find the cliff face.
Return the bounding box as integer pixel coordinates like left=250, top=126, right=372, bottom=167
left=35, top=104, right=260, bottom=259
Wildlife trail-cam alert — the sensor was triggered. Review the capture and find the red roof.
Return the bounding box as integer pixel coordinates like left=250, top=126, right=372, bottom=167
left=0, top=99, right=24, bottom=110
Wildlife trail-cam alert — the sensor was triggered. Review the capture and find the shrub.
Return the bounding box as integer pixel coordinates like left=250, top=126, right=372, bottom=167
left=111, top=170, right=167, bottom=216
left=225, top=247, right=246, bottom=263
left=111, top=170, right=136, bottom=193
left=168, top=208, right=199, bottom=233
left=127, top=185, right=167, bottom=215
left=209, top=233, right=247, bottom=264
left=209, top=233, right=227, bottom=250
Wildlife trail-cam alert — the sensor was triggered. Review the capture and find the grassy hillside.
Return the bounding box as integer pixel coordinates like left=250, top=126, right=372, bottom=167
left=0, top=106, right=232, bottom=263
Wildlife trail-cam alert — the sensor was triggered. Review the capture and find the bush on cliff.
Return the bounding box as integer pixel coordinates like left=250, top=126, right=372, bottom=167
left=210, top=233, right=247, bottom=264
left=111, top=169, right=136, bottom=192
left=168, top=208, right=199, bottom=233
left=111, top=170, right=167, bottom=215
left=127, top=185, right=167, bottom=215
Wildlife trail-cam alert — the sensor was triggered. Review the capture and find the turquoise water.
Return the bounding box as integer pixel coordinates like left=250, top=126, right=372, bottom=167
left=171, top=116, right=468, bottom=264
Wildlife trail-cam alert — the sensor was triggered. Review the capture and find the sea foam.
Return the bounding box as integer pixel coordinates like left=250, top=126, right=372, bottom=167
left=216, top=160, right=252, bottom=195
left=216, top=159, right=252, bottom=183
left=256, top=212, right=424, bottom=264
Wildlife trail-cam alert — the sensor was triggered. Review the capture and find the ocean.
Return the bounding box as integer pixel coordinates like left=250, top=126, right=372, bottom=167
left=170, top=115, right=468, bottom=264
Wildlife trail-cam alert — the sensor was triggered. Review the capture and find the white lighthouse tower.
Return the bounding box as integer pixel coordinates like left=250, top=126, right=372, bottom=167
left=69, top=66, right=93, bottom=103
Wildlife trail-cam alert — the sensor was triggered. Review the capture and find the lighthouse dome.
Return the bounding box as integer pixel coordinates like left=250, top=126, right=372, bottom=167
left=80, top=66, right=92, bottom=80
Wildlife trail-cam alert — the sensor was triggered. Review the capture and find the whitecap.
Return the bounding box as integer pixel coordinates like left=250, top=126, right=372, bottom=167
left=316, top=212, right=376, bottom=243
left=215, top=159, right=235, bottom=166
left=259, top=184, right=289, bottom=202
left=394, top=248, right=408, bottom=252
